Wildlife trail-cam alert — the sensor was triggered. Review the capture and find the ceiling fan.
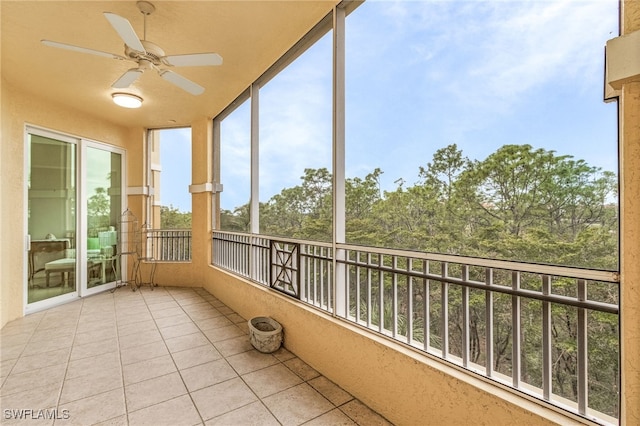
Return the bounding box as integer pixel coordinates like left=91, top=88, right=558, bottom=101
left=41, top=1, right=222, bottom=96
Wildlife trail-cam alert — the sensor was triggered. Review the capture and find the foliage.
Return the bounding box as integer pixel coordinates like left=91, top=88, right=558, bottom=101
left=160, top=205, right=192, bottom=229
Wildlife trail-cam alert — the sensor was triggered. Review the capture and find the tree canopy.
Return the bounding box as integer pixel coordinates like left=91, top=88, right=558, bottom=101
left=222, top=144, right=618, bottom=270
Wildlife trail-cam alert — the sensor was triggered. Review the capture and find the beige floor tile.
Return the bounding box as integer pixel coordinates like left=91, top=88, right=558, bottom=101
left=284, top=357, right=321, bottom=381
left=10, top=347, right=70, bottom=374
left=146, top=300, right=180, bottom=311
left=213, top=335, right=253, bottom=357
left=57, top=388, right=126, bottom=426
left=123, top=354, right=177, bottom=385
left=120, top=340, right=169, bottom=365
left=203, top=325, right=245, bottom=343
left=195, top=316, right=233, bottom=331
left=73, top=326, right=117, bottom=346
left=262, top=383, right=334, bottom=426
left=0, top=358, right=17, bottom=380
left=340, top=400, right=393, bottom=426
left=225, top=313, right=246, bottom=324
left=305, top=408, right=357, bottom=426
left=125, top=372, right=187, bottom=412
left=76, top=318, right=117, bottom=335
left=151, top=307, right=186, bottom=319
left=242, top=363, right=303, bottom=398
left=93, top=414, right=128, bottom=426
left=0, top=332, right=32, bottom=348
left=1, top=343, right=27, bottom=362
left=115, top=311, right=153, bottom=324
left=70, top=337, right=118, bottom=360
left=180, top=358, right=237, bottom=392
left=159, top=322, right=200, bottom=339
left=216, top=306, right=234, bottom=315
left=66, top=351, right=121, bottom=380
left=153, top=312, right=193, bottom=329
left=22, top=335, right=75, bottom=356
left=308, top=376, right=353, bottom=406
left=0, top=382, right=61, bottom=412
left=181, top=301, right=215, bottom=313
left=272, top=347, right=296, bottom=362
left=128, top=394, right=202, bottom=426
left=79, top=312, right=116, bottom=325
left=116, top=319, right=157, bottom=337
left=171, top=344, right=222, bottom=370
left=205, top=401, right=279, bottom=426
left=191, top=377, right=258, bottom=421
left=236, top=322, right=250, bottom=334
left=119, top=328, right=162, bottom=349
left=0, top=364, right=66, bottom=397
left=226, top=350, right=279, bottom=375
left=60, top=366, right=123, bottom=404
left=164, top=332, right=210, bottom=353
left=185, top=308, right=223, bottom=322
left=30, top=326, right=76, bottom=343
left=210, top=300, right=226, bottom=309
left=175, top=296, right=206, bottom=307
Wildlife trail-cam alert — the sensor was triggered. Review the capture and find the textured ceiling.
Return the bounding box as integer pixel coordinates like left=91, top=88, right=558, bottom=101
left=1, top=1, right=338, bottom=128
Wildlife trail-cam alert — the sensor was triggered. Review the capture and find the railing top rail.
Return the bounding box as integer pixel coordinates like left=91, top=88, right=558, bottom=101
left=211, top=231, right=619, bottom=284
left=338, top=243, right=619, bottom=283
left=213, top=231, right=333, bottom=249
left=148, top=228, right=192, bottom=232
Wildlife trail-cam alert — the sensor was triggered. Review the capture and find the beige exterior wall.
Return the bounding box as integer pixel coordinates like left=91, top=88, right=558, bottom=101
left=0, top=80, right=140, bottom=327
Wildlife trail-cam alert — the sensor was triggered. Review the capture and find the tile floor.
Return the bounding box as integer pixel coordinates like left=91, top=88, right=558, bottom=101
left=0, top=287, right=392, bottom=426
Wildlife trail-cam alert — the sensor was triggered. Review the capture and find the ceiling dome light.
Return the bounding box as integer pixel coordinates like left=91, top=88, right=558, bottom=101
left=112, top=93, right=143, bottom=108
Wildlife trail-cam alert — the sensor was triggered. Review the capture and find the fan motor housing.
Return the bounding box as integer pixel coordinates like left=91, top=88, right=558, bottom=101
left=125, top=40, right=165, bottom=66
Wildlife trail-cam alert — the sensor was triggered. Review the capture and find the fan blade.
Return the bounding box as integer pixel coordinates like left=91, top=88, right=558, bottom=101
left=112, top=68, right=144, bottom=88
left=41, top=40, right=127, bottom=60
left=159, top=70, right=204, bottom=95
left=163, top=53, right=223, bottom=67
left=103, top=12, right=145, bottom=52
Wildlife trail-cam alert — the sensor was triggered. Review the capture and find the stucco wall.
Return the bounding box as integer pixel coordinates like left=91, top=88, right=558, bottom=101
left=0, top=81, right=136, bottom=328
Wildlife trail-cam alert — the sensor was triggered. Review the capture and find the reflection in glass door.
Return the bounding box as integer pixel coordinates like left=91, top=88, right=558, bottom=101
left=27, top=133, right=77, bottom=304
left=85, top=145, right=122, bottom=292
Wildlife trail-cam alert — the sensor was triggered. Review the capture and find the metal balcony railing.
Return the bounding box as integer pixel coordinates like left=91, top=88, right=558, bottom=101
left=145, top=229, right=192, bottom=262
left=212, top=230, right=620, bottom=424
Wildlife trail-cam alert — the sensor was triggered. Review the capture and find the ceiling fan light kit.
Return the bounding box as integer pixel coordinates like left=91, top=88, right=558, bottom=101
left=112, top=93, right=143, bottom=108
left=41, top=1, right=222, bottom=97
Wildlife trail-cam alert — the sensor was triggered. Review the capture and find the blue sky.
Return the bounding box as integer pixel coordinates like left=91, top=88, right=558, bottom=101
left=160, top=0, right=619, bottom=213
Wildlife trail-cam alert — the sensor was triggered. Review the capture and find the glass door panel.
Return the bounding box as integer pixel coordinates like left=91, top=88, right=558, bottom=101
left=27, top=134, right=77, bottom=303
left=85, top=146, right=122, bottom=290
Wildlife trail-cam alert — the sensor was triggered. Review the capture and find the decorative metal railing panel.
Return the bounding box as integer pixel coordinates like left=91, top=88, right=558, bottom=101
left=211, top=231, right=620, bottom=423
left=146, top=229, right=192, bottom=262
left=270, top=240, right=300, bottom=298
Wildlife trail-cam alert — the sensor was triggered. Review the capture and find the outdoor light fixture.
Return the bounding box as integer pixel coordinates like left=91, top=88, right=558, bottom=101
left=112, top=93, right=143, bottom=108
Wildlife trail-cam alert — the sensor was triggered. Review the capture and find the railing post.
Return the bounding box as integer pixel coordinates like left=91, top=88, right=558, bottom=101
left=485, top=267, right=494, bottom=378
left=512, top=271, right=521, bottom=388
left=577, top=279, right=588, bottom=415
left=542, top=275, right=552, bottom=401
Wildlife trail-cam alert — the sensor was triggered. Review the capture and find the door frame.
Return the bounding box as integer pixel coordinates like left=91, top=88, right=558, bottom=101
left=24, top=125, right=127, bottom=314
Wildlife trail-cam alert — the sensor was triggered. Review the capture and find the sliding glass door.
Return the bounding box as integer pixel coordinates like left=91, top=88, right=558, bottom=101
left=84, top=144, right=122, bottom=295
left=27, top=132, right=77, bottom=304
left=26, top=127, right=125, bottom=309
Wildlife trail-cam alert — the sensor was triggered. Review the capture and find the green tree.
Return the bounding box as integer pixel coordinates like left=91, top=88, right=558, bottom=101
left=160, top=205, right=192, bottom=229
